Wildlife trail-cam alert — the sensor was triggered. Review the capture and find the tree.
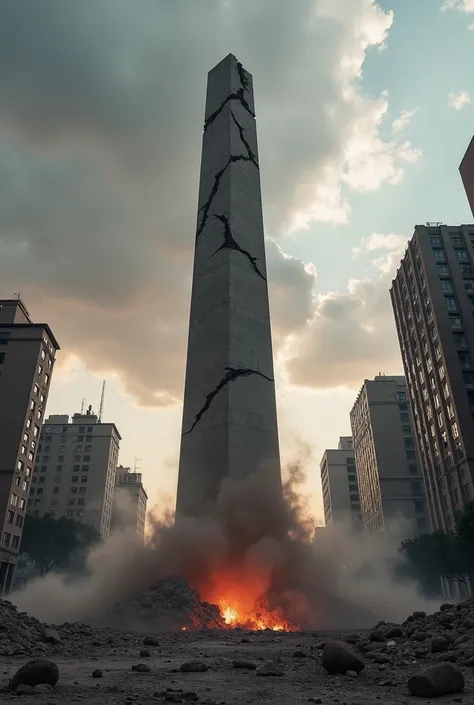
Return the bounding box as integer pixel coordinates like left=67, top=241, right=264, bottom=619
left=398, top=531, right=454, bottom=597
left=20, top=514, right=101, bottom=575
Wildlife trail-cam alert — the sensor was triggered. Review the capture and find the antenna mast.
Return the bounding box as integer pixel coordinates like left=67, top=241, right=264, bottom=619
left=98, top=380, right=106, bottom=423
left=80, top=398, right=85, bottom=415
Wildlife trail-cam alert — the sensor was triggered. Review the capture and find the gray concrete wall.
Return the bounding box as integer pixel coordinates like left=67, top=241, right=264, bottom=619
left=176, top=55, right=281, bottom=518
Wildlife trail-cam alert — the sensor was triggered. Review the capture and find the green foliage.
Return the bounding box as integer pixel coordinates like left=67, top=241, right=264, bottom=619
left=398, top=501, right=474, bottom=596
left=20, top=514, right=101, bottom=575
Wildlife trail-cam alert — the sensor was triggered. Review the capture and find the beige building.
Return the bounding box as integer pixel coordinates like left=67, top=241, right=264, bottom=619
left=350, top=375, right=430, bottom=540
left=29, top=410, right=121, bottom=537
left=113, top=466, right=148, bottom=540
left=391, top=224, right=474, bottom=532
left=319, top=437, right=362, bottom=531
left=0, top=298, right=59, bottom=592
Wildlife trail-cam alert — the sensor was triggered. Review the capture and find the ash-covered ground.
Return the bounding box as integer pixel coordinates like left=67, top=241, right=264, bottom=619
left=2, top=588, right=474, bottom=702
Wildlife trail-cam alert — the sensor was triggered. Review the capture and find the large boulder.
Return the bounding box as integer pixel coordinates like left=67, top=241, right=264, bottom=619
left=10, top=659, right=59, bottom=690
left=407, top=663, right=464, bottom=698
left=321, top=640, right=365, bottom=674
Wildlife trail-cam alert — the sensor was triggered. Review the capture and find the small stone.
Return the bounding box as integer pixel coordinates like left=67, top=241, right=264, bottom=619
left=132, top=663, right=151, bottom=673
left=256, top=660, right=284, bottom=677
left=182, top=692, right=198, bottom=701
left=384, top=626, right=403, bottom=639
left=440, top=603, right=454, bottom=611
left=374, top=654, right=391, bottom=664
left=407, top=663, right=464, bottom=698
left=10, top=659, right=59, bottom=689
left=15, top=684, right=36, bottom=695
left=232, top=659, right=256, bottom=670
left=346, top=670, right=358, bottom=678
left=143, top=636, right=160, bottom=646
left=92, top=669, right=104, bottom=678
left=180, top=661, right=208, bottom=673
left=321, top=640, right=365, bottom=675
left=431, top=636, right=449, bottom=653
left=140, top=649, right=151, bottom=658
left=165, top=694, right=183, bottom=703
left=42, top=627, right=61, bottom=645
left=345, top=633, right=361, bottom=645
left=369, top=630, right=385, bottom=642
left=35, top=683, right=53, bottom=692
left=293, top=650, right=307, bottom=658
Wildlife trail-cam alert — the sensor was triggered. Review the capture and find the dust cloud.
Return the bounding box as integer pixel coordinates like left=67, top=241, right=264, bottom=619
left=11, top=458, right=436, bottom=629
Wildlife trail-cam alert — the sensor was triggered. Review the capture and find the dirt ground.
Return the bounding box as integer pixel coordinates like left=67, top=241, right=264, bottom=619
left=1, top=629, right=473, bottom=704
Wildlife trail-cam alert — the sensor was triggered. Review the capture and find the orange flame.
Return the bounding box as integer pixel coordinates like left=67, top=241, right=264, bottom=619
left=198, top=567, right=298, bottom=632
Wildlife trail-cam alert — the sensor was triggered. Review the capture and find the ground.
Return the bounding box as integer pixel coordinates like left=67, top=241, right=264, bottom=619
left=1, top=629, right=473, bottom=704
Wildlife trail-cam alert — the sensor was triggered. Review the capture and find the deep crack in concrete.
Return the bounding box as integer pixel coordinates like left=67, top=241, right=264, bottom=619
left=231, top=112, right=259, bottom=167
left=211, top=213, right=266, bottom=281
left=183, top=366, right=273, bottom=435
left=196, top=154, right=258, bottom=241
left=236, top=61, right=250, bottom=91
left=204, top=89, right=255, bottom=132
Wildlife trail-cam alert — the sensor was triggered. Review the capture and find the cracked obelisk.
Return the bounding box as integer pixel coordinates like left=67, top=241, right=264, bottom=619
left=176, top=54, right=282, bottom=518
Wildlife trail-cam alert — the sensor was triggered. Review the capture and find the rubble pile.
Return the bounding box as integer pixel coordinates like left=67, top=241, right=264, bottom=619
left=102, top=579, right=226, bottom=632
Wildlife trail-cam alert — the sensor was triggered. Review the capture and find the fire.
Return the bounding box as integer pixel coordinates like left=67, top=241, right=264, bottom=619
left=198, top=567, right=298, bottom=632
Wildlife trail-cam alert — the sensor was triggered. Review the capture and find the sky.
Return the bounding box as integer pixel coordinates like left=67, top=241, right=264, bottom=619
left=1, top=0, right=473, bottom=522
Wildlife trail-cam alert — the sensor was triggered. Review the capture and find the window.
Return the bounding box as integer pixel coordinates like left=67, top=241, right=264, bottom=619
left=27, top=451, right=34, bottom=462
left=53, top=487, right=59, bottom=494
left=79, top=487, right=86, bottom=494
left=70, top=487, right=78, bottom=494
left=74, top=455, right=81, bottom=462
left=452, top=422, right=460, bottom=439
left=22, top=481, right=28, bottom=492
left=6, top=510, right=14, bottom=524
left=2, top=533, right=11, bottom=547
left=349, top=484, right=358, bottom=492
left=72, top=477, right=78, bottom=483
left=400, top=412, right=409, bottom=423
left=51, top=499, right=58, bottom=507
left=76, top=510, right=83, bottom=518
left=465, top=280, right=474, bottom=293
left=81, top=476, right=88, bottom=483
left=86, top=436, right=92, bottom=442
left=350, top=494, right=359, bottom=502
left=411, top=480, right=422, bottom=493
left=406, top=450, right=416, bottom=461
left=408, top=463, right=418, bottom=475
left=73, top=465, right=80, bottom=472
left=430, top=236, right=442, bottom=246
left=437, top=263, right=449, bottom=273
left=67, top=510, right=73, bottom=517
left=58, top=456, right=64, bottom=461
left=87, top=426, right=93, bottom=433
left=56, top=465, right=63, bottom=472
left=78, top=498, right=85, bottom=506
left=82, top=465, right=89, bottom=472
left=16, top=514, right=23, bottom=528
left=40, top=348, right=46, bottom=360
left=434, top=249, right=446, bottom=260
left=34, top=499, right=41, bottom=507
left=399, top=403, right=408, bottom=411
left=12, top=535, right=19, bottom=550
left=77, top=436, right=84, bottom=442
left=441, top=279, right=453, bottom=293
left=68, top=498, right=75, bottom=505
left=402, top=424, right=411, bottom=434
left=84, top=453, right=91, bottom=460
left=404, top=437, right=414, bottom=449
left=10, top=494, right=18, bottom=507
left=37, top=488, right=43, bottom=495
left=416, top=518, right=427, bottom=531
left=456, top=249, right=468, bottom=260
left=45, top=373, right=50, bottom=386
left=445, top=296, right=457, bottom=310
left=414, top=500, right=424, bottom=513
left=79, top=426, right=85, bottom=433
left=26, top=418, right=32, bottom=430
left=397, top=391, right=407, bottom=401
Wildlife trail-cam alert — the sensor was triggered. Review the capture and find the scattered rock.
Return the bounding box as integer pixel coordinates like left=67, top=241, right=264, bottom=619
left=369, top=630, right=385, bottom=642
left=346, top=670, right=358, bottom=678
left=42, top=627, right=61, bottom=645
left=92, top=669, right=103, bottom=678
left=407, top=663, right=464, bottom=698
left=293, top=650, right=307, bottom=658
left=140, top=649, right=151, bottom=657
left=232, top=659, right=256, bottom=670
left=384, top=626, right=403, bottom=639
left=321, top=640, right=365, bottom=675
left=180, top=661, right=208, bottom=673
left=431, top=636, right=449, bottom=653
left=10, top=659, right=59, bottom=690
left=143, top=636, right=160, bottom=646
left=35, top=683, right=53, bottom=693
left=345, top=633, right=361, bottom=645
left=256, top=660, right=284, bottom=677
left=132, top=663, right=151, bottom=673
left=182, top=691, right=199, bottom=701
left=440, top=603, right=454, bottom=611
left=374, top=653, right=391, bottom=664
left=14, top=684, right=36, bottom=695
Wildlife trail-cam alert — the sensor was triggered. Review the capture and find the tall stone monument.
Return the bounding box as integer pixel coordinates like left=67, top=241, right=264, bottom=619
left=176, top=55, right=281, bottom=518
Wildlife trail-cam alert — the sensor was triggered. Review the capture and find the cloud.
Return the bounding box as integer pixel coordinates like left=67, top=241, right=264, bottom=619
left=448, top=90, right=472, bottom=110
left=0, top=1, right=418, bottom=406
left=442, top=0, right=474, bottom=13
left=283, top=235, right=408, bottom=390
left=392, top=108, right=418, bottom=134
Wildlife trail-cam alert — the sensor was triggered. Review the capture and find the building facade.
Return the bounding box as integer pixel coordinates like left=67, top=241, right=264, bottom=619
left=112, top=466, right=147, bottom=541
left=391, top=224, right=474, bottom=532
left=0, top=298, right=59, bottom=592
left=29, top=410, right=121, bottom=537
left=319, top=437, right=362, bottom=531
left=460, top=136, right=474, bottom=217
left=350, top=375, right=430, bottom=540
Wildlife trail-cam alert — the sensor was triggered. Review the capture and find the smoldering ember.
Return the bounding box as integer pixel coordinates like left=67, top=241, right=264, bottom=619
left=2, top=55, right=473, bottom=705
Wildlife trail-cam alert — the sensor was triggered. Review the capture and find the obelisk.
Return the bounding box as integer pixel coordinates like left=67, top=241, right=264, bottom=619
left=176, top=55, right=281, bottom=518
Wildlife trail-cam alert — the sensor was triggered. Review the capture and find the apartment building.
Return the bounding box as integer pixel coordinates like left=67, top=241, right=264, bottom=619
left=112, top=465, right=148, bottom=541
left=29, top=410, right=121, bottom=537
left=0, top=298, right=59, bottom=592
left=350, top=375, right=430, bottom=540
left=319, top=437, right=362, bottom=531
left=391, top=224, right=474, bottom=532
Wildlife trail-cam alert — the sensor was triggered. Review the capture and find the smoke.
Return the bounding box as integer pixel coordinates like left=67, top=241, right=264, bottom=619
left=12, top=459, right=436, bottom=629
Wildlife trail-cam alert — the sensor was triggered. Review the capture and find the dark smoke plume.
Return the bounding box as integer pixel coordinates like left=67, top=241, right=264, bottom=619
left=12, top=457, right=434, bottom=629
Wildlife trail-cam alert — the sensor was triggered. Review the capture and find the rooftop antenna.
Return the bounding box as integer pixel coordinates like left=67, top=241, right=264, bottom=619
left=80, top=398, right=85, bottom=415
left=13, top=292, right=21, bottom=300
left=98, top=380, right=106, bottom=423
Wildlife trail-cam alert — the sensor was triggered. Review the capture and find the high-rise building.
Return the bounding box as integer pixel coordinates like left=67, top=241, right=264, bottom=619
left=390, top=224, right=474, bottom=532
left=0, top=298, right=59, bottom=592
left=113, top=465, right=148, bottom=541
left=460, top=136, right=474, bottom=217
left=319, top=437, right=362, bottom=531
left=350, top=375, right=430, bottom=540
left=176, top=55, right=281, bottom=518
left=30, top=410, right=121, bottom=537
